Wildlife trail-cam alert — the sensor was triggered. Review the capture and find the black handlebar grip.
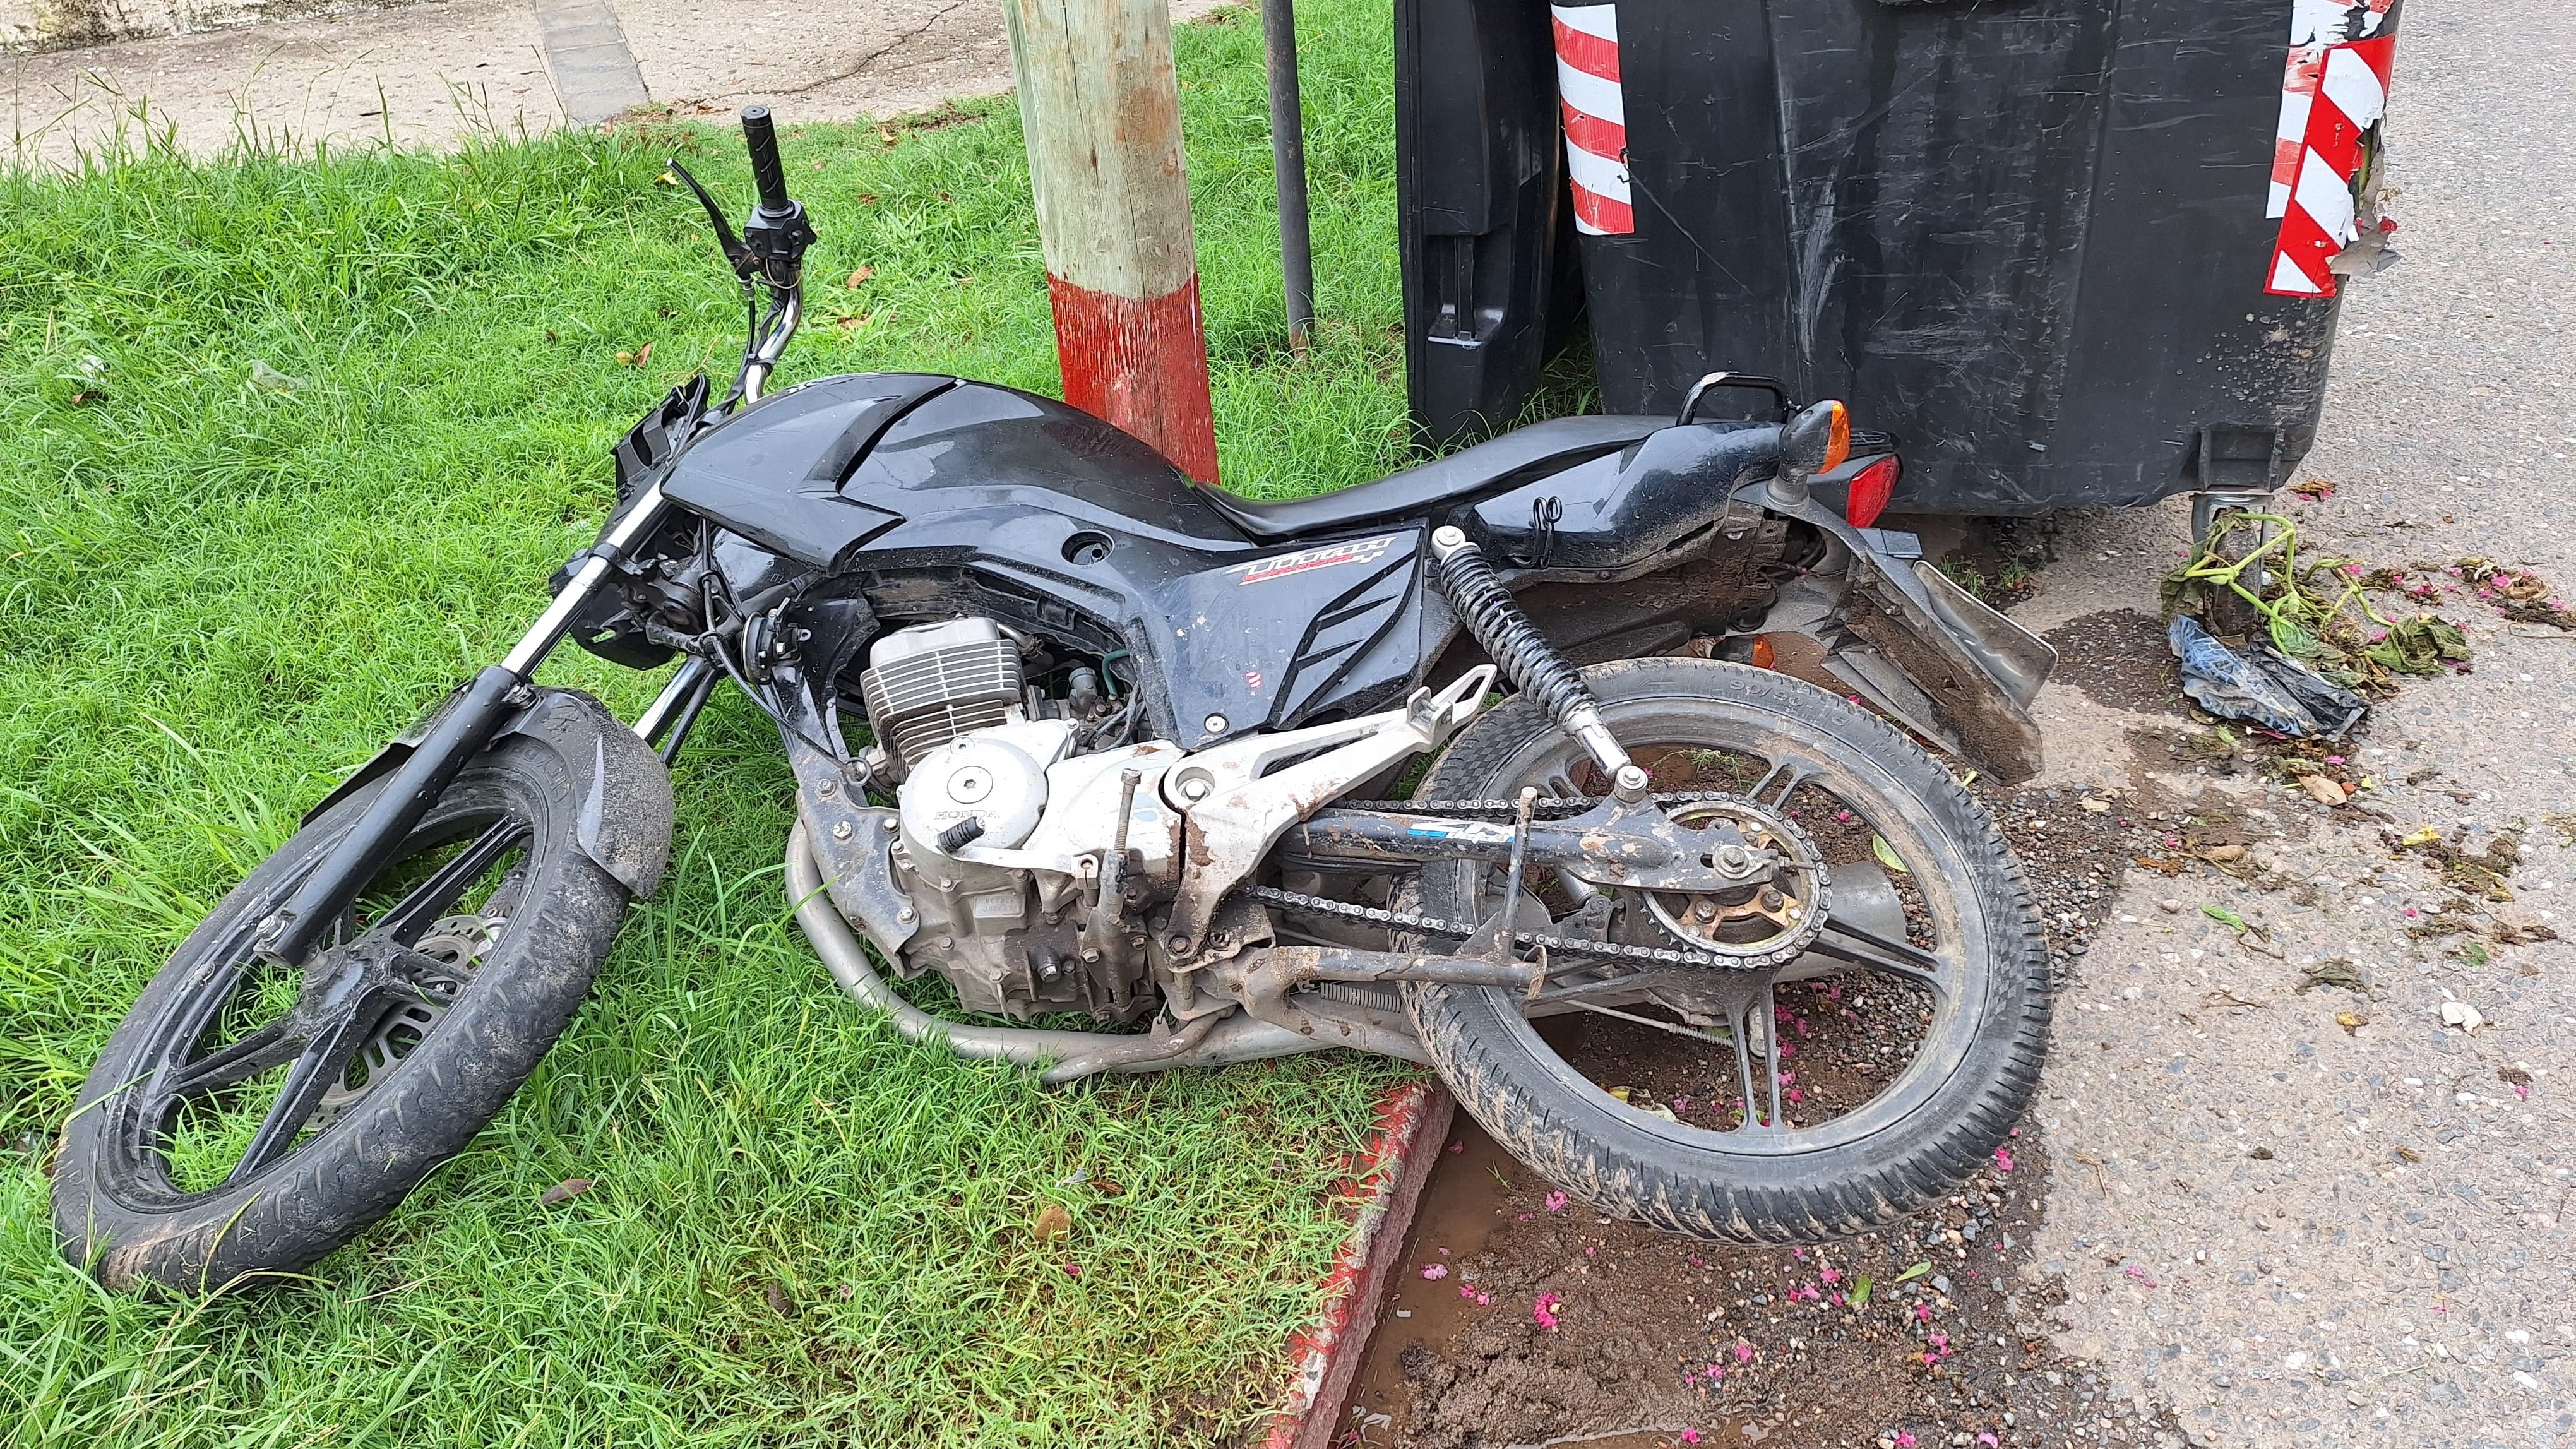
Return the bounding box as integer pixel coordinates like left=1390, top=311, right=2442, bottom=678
left=741, top=106, right=790, bottom=214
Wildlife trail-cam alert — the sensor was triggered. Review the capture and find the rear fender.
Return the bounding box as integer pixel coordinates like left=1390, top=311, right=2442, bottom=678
left=1758, top=491, right=2055, bottom=783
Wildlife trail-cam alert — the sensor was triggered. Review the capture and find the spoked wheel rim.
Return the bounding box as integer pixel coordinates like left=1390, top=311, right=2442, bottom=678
left=1426, top=719, right=1993, bottom=1159
left=102, top=811, right=532, bottom=1207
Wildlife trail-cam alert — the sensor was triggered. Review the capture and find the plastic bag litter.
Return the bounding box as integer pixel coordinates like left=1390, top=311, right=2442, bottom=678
left=2168, top=616, right=2367, bottom=739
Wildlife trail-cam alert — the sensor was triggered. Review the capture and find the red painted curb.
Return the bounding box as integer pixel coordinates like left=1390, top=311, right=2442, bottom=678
left=1261, top=1079, right=1457, bottom=1449
left=1046, top=272, right=1221, bottom=484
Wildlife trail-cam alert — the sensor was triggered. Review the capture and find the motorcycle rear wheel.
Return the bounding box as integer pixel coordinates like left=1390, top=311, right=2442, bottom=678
left=52, top=725, right=635, bottom=1293
left=1405, top=657, right=2050, bottom=1243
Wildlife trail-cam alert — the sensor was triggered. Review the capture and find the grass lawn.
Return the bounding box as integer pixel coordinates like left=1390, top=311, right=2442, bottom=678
left=0, top=3, right=1451, bottom=1441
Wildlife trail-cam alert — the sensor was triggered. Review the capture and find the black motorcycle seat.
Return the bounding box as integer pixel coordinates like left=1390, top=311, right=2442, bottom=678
left=1196, top=414, right=1665, bottom=541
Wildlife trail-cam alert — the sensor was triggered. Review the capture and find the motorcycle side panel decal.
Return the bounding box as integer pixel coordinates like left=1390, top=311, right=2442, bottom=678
left=1551, top=4, right=1632, bottom=237
left=2265, top=0, right=2398, bottom=297
left=1226, top=534, right=1399, bottom=585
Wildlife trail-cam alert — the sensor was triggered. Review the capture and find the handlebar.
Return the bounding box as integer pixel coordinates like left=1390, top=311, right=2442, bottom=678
left=741, top=105, right=792, bottom=217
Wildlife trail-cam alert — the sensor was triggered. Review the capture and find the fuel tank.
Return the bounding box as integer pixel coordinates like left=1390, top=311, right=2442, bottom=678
left=662, top=375, right=1431, bottom=748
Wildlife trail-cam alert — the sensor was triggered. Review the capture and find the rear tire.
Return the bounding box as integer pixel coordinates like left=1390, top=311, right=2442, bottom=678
left=1404, top=658, right=2049, bottom=1242
left=52, top=693, right=657, bottom=1292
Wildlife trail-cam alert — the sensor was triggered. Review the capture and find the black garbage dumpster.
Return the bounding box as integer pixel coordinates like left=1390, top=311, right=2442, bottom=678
left=1395, top=0, right=2400, bottom=514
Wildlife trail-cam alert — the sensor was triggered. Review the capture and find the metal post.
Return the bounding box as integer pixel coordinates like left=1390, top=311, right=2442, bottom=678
left=1261, top=0, right=1315, bottom=350
left=1001, top=0, right=1221, bottom=483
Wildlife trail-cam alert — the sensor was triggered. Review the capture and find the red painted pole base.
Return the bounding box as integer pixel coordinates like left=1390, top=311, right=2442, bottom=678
left=1047, top=273, right=1221, bottom=484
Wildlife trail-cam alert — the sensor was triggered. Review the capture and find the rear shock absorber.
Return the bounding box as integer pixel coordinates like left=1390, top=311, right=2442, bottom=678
left=1430, top=525, right=1652, bottom=802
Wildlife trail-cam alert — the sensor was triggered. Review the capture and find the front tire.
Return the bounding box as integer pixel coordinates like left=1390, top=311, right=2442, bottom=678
left=1405, top=658, right=2049, bottom=1242
left=53, top=691, right=660, bottom=1292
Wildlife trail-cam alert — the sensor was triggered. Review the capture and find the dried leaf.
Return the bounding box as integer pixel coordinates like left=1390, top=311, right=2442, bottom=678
left=2300, top=773, right=2347, bottom=807
left=2079, top=797, right=2111, bottom=813
left=1871, top=835, right=1910, bottom=874
left=845, top=266, right=875, bottom=288
left=2335, top=1010, right=2366, bottom=1034
left=2296, top=958, right=2367, bottom=993
left=539, top=1177, right=594, bottom=1206
left=1031, top=1202, right=1072, bottom=1243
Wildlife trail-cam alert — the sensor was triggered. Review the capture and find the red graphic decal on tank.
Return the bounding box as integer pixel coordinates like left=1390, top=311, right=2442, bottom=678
left=1227, top=535, right=1398, bottom=586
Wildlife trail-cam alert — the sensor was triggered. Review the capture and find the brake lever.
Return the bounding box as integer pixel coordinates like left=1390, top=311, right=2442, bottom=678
left=665, top=158, right=754, bottom=277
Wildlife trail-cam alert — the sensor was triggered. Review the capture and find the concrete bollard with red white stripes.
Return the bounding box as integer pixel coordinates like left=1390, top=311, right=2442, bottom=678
left=1001, top=0, right=1222, bottom=483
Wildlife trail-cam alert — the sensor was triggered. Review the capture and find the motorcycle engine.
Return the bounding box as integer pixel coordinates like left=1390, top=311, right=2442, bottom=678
left=859, top=619, right=1175, bottom=1023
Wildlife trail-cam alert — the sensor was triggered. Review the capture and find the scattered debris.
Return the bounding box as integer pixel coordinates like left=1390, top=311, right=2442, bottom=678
left=1032, top=1202, right=1073, bottom=1243
left=2296, top=958, right=2368, bottom=994
left=2162, top=511, right=2474, bottom=703
left=248, top=358, right=308, bottom=393
left=2389, top=820, right=2524, bottom=902
left=539, top=1177, right=594, bottom=1206
left=2299, top=772, right=2349, bottom=807
left=2169, top=616, right=2368, bottom=738
left=2438, top=1000, right=2486, bottom=1033
left=2455, top=556, right=2572, bottom=628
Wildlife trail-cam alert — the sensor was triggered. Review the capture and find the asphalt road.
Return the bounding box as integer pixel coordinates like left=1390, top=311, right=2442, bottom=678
left=2013, top=3, right=2576, bottom=1446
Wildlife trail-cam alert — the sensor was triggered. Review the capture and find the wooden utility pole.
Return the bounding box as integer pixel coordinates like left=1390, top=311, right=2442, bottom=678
left=1003, top=0, right=1221, bottom=483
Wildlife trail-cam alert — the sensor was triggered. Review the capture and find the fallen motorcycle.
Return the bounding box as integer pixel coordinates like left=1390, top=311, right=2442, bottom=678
left=55, top=110, right=2058, bottom=1292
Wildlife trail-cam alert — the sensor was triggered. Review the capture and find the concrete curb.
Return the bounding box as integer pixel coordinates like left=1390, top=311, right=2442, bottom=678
left=1261, top=1080, right=1455, bottom=1449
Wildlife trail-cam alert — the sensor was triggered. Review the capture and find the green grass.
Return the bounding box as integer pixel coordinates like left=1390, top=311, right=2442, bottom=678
left=0, top=4, right=1433, bottom=1443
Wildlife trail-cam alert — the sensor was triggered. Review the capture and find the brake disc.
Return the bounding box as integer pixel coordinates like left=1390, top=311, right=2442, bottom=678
left=312, top=912, right=503, bottom=1125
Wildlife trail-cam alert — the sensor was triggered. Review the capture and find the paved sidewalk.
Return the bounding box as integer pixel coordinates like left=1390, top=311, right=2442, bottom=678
left=6, top=0, right=1221, bottom=169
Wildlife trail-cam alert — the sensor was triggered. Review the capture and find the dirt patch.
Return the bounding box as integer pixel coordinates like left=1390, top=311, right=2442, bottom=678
left=1341, top=1124, right=2176, bottom=1449
left=2039, top=611, right=2176, bottom=713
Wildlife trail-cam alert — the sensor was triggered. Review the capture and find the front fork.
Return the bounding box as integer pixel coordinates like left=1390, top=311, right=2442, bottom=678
left=255, top=284, right=802, bottom=969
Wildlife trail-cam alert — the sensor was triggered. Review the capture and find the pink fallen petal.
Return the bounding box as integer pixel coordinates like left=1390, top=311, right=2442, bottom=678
left=1533, top=1292, right=1561, bottom=1328
left=1062, top=1263, right=1082, bottom=1279
left=1735, top=1342, right=1755, bottom=1364
left=1546, top=1190, right=1568, bottom=1212
left=1820, top=1265, right=1840, bottom=1285
left=1979, top=1435, right=2000, bottom=1447
left=1681, top=1433, right=1702, bottom=1446
left=1914, top=1303, right=1933, bottom=1323
left=1477, top=1292, right=1491, bottom=1306
left=1897, top=1434, right=1917, bottom=1448
left=1461, top=1285, right=1476, bottom=1300
left=1993, top=1148, right=2015, bottom=1173
left=1787, top=1087, right=1804, bottom=1104
left=1421, top=1264, right=1449, bottom=1280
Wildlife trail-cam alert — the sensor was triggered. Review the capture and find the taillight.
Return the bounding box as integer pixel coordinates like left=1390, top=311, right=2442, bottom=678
left=1845, top=455, right=1900, bottom=528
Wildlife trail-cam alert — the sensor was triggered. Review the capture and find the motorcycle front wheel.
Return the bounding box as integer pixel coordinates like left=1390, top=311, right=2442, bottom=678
left=52, top=698, right=652, bottom=1292
left=1405, top=657, right=2051, bottom=1243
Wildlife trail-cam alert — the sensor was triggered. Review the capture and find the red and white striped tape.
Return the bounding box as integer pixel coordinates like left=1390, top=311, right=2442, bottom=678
left=2265, top=0, right=2398, bottom=297
left=1551, top=4, right=1631, bottom=236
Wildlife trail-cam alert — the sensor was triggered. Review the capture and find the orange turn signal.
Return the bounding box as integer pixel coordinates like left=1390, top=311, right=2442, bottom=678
left=1822, top=402, right=1851, bottom=475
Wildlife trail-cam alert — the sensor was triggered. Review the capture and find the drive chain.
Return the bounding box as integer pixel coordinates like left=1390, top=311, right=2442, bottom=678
left=1245, top=883, right=1802, bottom=974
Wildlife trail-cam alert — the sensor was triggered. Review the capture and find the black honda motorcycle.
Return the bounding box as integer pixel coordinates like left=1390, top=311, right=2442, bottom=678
left=56, top=111, right=2058, bottom=1292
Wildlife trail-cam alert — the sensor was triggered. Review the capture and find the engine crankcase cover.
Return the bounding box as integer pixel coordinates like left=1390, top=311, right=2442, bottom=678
left=900, top=733, right=1052, bottom=851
